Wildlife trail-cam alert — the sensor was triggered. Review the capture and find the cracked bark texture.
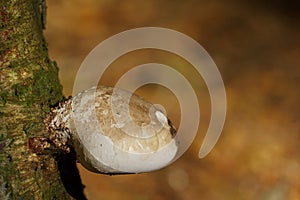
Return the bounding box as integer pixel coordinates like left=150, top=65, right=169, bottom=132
left=0, top=0, right=84, bottom=199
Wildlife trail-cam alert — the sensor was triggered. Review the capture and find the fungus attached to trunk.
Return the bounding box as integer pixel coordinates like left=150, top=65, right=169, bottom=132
left=44, top=85, right=178, bottom=174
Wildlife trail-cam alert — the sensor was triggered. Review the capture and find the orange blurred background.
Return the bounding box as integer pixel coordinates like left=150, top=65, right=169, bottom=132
left=44, top=1, right=299, bottom=199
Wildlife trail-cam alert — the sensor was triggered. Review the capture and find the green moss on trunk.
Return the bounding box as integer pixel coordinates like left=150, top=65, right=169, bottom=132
left=0, top=0, right=76, bottom=199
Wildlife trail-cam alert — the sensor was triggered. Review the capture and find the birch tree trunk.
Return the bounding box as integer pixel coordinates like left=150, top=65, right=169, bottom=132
left=0, top=0, right=85, bottom=199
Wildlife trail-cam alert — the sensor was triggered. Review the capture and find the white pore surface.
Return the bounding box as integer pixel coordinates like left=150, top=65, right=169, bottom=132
left=91, top=133, right=177, bottom=173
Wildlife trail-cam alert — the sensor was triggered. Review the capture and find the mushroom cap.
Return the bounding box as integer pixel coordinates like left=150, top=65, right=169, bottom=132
left=70, top=86, right=178, bottom=174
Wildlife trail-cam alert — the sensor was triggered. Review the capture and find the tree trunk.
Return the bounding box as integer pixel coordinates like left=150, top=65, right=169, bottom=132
left=0, top=0, right=85, bottom=199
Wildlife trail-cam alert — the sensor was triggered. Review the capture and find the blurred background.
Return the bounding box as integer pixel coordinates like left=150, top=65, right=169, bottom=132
left=44, top=0, right=299, bottom=199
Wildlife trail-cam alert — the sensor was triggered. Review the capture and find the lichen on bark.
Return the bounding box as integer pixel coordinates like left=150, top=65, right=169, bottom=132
left=0, top=0, right=83, bottom=199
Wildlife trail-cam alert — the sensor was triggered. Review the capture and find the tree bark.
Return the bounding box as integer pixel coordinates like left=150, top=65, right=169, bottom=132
left=0, top=0, right=85, bottom=199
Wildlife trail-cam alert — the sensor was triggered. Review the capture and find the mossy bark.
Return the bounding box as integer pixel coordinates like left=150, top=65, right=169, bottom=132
left=0, top=0, right=84, bottom=199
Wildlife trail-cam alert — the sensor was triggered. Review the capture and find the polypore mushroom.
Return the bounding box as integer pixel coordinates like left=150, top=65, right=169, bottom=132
left=44, top=85, right=178, bottom=174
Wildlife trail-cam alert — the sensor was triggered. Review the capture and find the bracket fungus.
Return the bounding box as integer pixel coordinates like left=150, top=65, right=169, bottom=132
left=44, top=85, right=178, bottom=174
